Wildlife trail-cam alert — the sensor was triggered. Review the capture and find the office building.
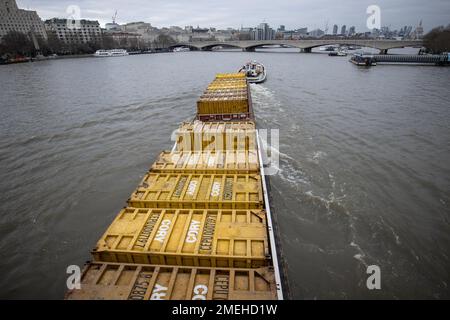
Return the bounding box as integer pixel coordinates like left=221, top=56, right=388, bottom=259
left=0, top=0, right=47, bottom=41
left=333, top=24, right=338, bottom=35
left=44, top=18, right=102, bottom=45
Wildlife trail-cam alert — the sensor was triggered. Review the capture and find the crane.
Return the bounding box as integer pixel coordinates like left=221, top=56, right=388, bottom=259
left=112, top=10, right=117, bottom=24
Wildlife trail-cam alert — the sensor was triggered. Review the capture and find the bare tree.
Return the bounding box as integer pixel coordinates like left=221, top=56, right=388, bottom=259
left=424, top=25, right=450, bottom=54
left=0, top=31, right=34, bottom=57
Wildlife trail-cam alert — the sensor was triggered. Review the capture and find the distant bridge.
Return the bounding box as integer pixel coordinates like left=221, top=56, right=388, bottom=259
left=171, top=39, right=423, bottom=54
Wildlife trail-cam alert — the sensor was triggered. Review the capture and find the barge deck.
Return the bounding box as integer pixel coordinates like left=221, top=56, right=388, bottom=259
left=66, top=71, right=289, bottom=300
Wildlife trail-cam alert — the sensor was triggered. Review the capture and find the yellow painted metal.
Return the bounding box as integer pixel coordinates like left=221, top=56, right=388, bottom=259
left=128, top=173, right=263, bottom=209
left=197, top=98, right=248, bottom=115
left=65, top=262, right=277, bottom=300
left=215, top=73, right=246, bottom=79
left=151, top=150, right=259, bottom=174
left=207, top=78, right=248, bottom=90
left=203, top=88, right=247, bottom=96
left=207, top=84, right=247, bottom=90
left=201, top=93, right=247, bottom=100
left=176, top=121, right=257, bottom=152
left=92, top=208, right=269, bottom=268
left=210, top=78, right=246, bottom=84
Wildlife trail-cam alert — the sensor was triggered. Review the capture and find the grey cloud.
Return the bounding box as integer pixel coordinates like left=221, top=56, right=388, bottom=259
left=17, top=0, right=450, bottom=31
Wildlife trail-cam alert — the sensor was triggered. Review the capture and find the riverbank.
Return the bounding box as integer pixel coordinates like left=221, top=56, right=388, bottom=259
left=0, top=48, right=173, bottom=65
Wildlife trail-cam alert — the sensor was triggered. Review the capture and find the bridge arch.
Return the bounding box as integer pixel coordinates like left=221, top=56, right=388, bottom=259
left=169, top=43, right=201, bottom=51
left=172, top=39, right=423, bottom=53
left=199, top=42, right=244, bottom=51
left=243, top=42, right=302, bottom=50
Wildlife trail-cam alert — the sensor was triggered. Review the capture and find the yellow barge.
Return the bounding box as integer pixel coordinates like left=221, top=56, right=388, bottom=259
left=66, top=71, right=288, bottom=300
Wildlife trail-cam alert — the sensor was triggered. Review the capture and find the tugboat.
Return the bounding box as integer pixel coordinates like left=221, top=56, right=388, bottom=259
left=239, top=61, right=267, bottom=83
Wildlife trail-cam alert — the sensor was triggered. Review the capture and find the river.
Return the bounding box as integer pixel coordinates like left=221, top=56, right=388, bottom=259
left=0, top=48, right=449, bottom=299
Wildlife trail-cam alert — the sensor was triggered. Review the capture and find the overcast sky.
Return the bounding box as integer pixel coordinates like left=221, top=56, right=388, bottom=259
left=17, top=0, right=450, bottom=32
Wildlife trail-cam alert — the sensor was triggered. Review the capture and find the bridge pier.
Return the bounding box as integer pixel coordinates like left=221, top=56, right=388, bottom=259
left=379, top=49, right=388, bottom=55
left=300, top=48, right=312, bottom=53
left=243, top=47, right=255, bottom=52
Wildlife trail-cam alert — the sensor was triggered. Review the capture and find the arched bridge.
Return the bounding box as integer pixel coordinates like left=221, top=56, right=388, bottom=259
left=171, top=39, right=423, bottom=53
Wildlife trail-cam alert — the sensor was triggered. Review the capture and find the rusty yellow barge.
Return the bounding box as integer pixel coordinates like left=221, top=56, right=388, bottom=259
left=66, top=71, right=289, bottom=300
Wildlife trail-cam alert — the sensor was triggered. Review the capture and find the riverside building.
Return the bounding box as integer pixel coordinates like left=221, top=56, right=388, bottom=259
left=0, top=0, right=47, bottom=42
left=44, top=18, right=102, bottom=45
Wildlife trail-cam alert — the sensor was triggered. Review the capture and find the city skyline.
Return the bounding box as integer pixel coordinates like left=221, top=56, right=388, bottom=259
left=16, top=0, right=450, bottom=32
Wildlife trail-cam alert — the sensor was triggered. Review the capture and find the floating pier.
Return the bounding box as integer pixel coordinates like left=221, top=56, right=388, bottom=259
left=373, top=54, right=449, bottom=65
left=350, top=52, right=450, bottom=66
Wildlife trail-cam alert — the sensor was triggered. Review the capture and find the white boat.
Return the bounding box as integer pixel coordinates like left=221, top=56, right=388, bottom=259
left=239, top=61, right=267, bottom=84
left=329, top=49, right=348, bottom=56
left=94, top=49, right=129, bottom=57
left=173, top=47, right=190, bottom=52
left=320, top=45, right=337, bottom=52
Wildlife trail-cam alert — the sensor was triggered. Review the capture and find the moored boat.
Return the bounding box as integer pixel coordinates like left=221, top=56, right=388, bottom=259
left=173, top=47, right=190, bottom=52
left=349, top=52, right=377, bottom=66
left=320, top=45, right=337, bottom=52
left=94, top=49, right=129, bottom=57
left=330, top=50, right=348, bottom=56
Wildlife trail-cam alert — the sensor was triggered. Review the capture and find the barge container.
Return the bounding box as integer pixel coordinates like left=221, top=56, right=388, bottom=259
left=150, top=150, right=259, bottom=174
left=203, top=88, right=247, bottom=96
left=197, top=97, right=248, bottom=115
left=207, top=84, right=248, bottom=90
left=176, top=121, right=257, bottom=152
left=128, top=173, right=264, bottom=209
left=65, top=71, right=287, bottom=300
left=65, top=262, right=277, bottom=300
left=196, top=112, right=252, bottom=122
left=215, top=73, right=246, bottom=79
left=92, top=208, right=269, bottom=268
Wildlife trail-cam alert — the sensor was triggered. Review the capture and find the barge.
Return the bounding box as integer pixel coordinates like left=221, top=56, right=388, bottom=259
left=66, top=71, right=288, bottom=300
left=349, top=52, right=377, bottom=66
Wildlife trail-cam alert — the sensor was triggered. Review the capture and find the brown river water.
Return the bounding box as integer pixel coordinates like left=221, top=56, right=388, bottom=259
left=0, top=48, right=449, bottom=299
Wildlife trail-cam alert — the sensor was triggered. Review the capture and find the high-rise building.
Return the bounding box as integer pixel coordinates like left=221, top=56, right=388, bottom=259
left=348, top=26, right=355, bottom=36
left=340, top=25, right=346, bottom=35
left=333, top=24, right=338, bottom=35
left=252, top=22, right=275, bottom=40
left=0, top=0, right=47, bottom=42
left=44, top=18, right=102, bottom=45
left=278, top=25, right=285, bottom=32
left=309, top=28, right=324, bottom=38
